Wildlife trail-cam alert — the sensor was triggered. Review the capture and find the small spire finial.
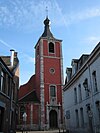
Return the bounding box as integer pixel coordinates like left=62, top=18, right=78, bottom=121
left=46, top=6, right=48, bottom=18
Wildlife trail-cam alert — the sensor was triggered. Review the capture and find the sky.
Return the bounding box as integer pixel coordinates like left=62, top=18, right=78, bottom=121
left=0, top=0, right=100, bottom=85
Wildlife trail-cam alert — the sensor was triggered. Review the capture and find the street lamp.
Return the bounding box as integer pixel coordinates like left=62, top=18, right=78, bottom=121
left=83, top=79, right=87, bottom=88
left=83, top=79, right=90, bottom=92
left=83, top=78, right=94, bottom=133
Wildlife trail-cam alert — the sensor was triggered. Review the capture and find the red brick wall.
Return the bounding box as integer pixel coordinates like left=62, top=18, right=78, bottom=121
left=44, top=58, right=61, bottom=84
left=42, top=39, right=63, bottom=122
left=21, top=104, right=39, bottom=125
left=19, top=75, right=35, bottom=99
left=18, top=38, right=63, bottom=128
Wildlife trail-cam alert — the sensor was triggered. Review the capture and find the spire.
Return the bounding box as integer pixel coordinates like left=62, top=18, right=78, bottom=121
left=41, top=7, right=54, bottom=38
left=46, top=6, right=48, bottom=18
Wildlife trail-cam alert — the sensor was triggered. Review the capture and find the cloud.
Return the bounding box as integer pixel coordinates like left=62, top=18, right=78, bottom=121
left=0, top=39, right=13, bottom=49
left=0, top=0, right=51, bottom=31
left=85, top=36, right=100, bottom=45
left=51, top=3, right=100, bottom=27
left=0, top=0, right=100, bottom=31
left=0, top=38, right=35, bottom=63
left=20, top=52, right=35, bottom=64
left=56, top=7, right=100, bottom=28
left=70, top=8, right=100, bottom=22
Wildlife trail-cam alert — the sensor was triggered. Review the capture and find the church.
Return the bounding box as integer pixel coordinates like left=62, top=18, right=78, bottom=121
left=18, top=16, right=64, bottom=130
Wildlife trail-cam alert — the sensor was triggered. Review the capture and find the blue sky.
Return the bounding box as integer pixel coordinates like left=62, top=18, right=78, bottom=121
left=0, top=0, right=100, bottom=85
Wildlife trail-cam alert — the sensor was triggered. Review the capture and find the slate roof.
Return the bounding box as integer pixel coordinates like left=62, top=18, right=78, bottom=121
left=18, top=90, right=40, bottom=103
left=41, top=17, right=54, bottom=38
left=35, top=17, right=62, bottom=49
left=1, top=56, right=19, bottom=72
left=19, top=75, right=36, bottom=99
left=0, top=57, right=13, bottom=76
left=18, top=74, right=40, bottom=104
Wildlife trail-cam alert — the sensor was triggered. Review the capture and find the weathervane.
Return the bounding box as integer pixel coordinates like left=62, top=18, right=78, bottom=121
left=46, top=6, right=48, bottom=18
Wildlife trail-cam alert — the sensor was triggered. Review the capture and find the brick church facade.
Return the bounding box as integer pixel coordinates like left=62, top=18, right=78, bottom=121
left=18, top=16, right=64, bottom=130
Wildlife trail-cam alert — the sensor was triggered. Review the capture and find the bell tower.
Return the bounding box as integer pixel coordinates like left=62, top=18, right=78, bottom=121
left=35, top=16, right=64, bottom=130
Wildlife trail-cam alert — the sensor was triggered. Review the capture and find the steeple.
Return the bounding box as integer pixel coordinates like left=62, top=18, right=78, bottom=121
left=41, top=16, right=54, bottom=38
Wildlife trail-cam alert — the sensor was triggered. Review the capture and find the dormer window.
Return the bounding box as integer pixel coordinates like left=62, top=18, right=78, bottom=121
left=49, top=42, right=54, bottom=53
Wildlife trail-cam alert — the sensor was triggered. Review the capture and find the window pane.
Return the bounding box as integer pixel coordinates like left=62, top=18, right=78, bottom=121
left=92, top=71, right=98, bottom=92
left=74, top=88, right=77, bottom=104
left=50, top=86, right=56, bottom=97
left=8, top=77, right=11, bottom=97
left=49, top=42, right=54, bottom=53
left=1, top=70, right=6, bottom=93
left=78, top=84, right=82, bottom=102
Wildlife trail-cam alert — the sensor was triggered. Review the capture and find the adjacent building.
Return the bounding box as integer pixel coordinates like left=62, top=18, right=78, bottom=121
left=63, top=43, right=100, bottom=133
left=18, top=16, right=64, bottom=130
left=0, top=50, right=19, bottom=133
left=18, top=75, right=40, bottom=130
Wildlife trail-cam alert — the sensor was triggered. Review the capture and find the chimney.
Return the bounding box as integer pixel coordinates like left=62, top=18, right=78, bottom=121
left=14, top=52, right=18, bottom=58
left=10, top=49, right=15, bottom=67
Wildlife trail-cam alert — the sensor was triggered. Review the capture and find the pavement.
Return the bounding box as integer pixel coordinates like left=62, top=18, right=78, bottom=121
left=16, top=129, right=65, bottom=133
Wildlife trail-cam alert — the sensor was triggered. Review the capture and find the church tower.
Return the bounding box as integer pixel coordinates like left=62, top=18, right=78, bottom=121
left=35, top=16, right=64, bottom=129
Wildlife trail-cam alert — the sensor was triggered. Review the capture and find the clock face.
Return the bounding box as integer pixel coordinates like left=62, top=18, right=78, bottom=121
left=49, top=68, right=55, bottom=74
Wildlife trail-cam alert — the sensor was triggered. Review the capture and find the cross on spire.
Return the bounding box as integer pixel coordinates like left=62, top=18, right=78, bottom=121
left=46, top=6, right=48, bottom=18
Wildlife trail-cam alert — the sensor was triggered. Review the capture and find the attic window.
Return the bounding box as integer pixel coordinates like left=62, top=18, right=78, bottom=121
left=49, top=42, right=54, bottom=53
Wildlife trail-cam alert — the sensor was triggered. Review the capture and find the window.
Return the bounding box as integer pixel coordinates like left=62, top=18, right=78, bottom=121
left=49, top=42, right=54, bottom=53
left=0, top=107, right=4, bottom=132
left=0, top=70, right=6, bottom=93
left=8, top=77, right=11, bottom=97
left=74, top=88, right=77, bottom=104
left=86, top=104, right=93, bottom=118
left=92, top=71, right=98, bottom=92
left=95, top=101, right=100, bottom=123
left=12, top=82, right=15, bottom=100
left=80, top=108, right=84, bottom=127
left=78, top=84, right=82, bottom=102
left=11, top=111, right=14, bottom=129
left=50, top=85, right=56, bottom=97
left=49, top=68, right=55, bottom=74
left=75, top=109, right=79, bottom=127
left=6, top=75, right=9, bottom=96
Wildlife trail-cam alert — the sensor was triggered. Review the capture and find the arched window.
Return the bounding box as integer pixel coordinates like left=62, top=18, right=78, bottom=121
left=50, top=85, right=56, bottom=97
left=49, top=42, right=54, bottom=53
left=75, top=109, right=79, bottom=127
left=92, top=71, right=98, bottom=92
left=78, top=84, right=82, bottom=102
left=74, top=88, right=77, bottom=104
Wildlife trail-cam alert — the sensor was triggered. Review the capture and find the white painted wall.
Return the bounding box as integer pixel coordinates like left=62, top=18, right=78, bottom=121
left=64, top=44, right=100, bottom=133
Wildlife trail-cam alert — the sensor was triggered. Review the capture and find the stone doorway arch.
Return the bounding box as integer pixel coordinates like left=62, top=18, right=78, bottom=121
left=49, top=110, right=58, bottom=129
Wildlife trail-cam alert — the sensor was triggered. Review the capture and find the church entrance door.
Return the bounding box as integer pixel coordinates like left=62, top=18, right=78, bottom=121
left=49, top=110, right=58, bottom=129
